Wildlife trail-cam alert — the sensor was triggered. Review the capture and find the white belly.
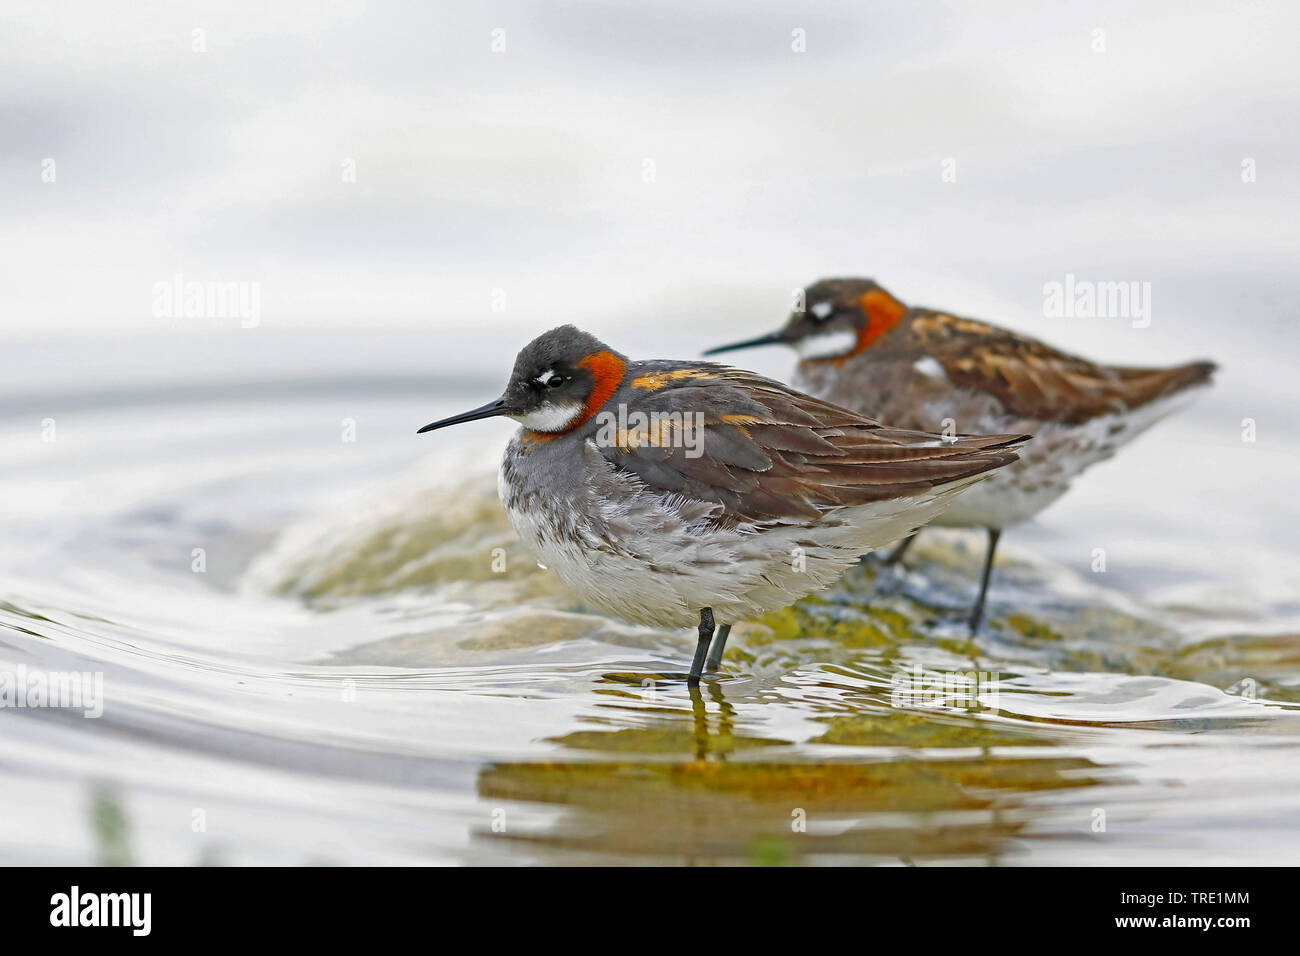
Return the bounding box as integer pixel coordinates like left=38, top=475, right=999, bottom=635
left=501, top=457, right=987, bottom=629
left=932, top=389, right=1207, bottom=529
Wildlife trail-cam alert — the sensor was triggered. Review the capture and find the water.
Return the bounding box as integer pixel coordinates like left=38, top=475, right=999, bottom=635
left=3, top=344, right=1298, bottom=866
left=3, top=0, right=1298, bottom=868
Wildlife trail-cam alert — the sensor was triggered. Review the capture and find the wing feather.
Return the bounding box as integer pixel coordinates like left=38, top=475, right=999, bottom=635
left=594, top=363, right=1026, bottom=525
left=911, top=310, right=1216, bottom=425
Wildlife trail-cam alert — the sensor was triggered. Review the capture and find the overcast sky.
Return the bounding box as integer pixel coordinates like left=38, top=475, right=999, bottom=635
left=1, top=0, right=1296, bottom=388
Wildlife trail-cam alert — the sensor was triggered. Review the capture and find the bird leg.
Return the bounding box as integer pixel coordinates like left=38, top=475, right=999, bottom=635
left=705, top=623, right=731, bottom=673
left=882, top=531, right=920, bottom=567
left=688, top=608, right=715, bottom=686
left=968, top=528, right=1001, bottom=634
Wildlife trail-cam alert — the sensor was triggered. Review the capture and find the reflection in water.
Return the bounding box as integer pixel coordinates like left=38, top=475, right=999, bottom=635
left=689, top=684, right=733, bottom=762
left=475, top=676, right=1111, bottom=865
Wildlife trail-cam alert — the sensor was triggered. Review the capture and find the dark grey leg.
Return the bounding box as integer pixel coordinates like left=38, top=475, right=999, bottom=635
left=882, top=531, right=920, bottom=567
left=705, top=623, right=731, bottom=672
left=968, top=528, right=1001, bottom=634
left=688, top=607, right=715, bottom=686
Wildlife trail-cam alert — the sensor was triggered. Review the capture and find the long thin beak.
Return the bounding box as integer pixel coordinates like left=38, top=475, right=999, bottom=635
left=702, top=329, right=789, bottom=356
left=417, top=397, right=509, bottom=434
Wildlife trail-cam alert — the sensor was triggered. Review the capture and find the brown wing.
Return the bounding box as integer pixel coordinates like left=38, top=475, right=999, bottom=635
left=910, top=310, right=1216, bottom=426
left=595, top=364, right=1025, bottom=525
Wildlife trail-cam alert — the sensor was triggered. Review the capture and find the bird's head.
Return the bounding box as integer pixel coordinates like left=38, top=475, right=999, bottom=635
left=417, top=325, right=627, bottom=436
left=705, top=278, right=908, bottom=362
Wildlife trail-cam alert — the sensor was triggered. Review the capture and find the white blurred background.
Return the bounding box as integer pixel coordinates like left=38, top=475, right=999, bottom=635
left=2, top=0, right=1295, bottom=387
left=1, top=0, right=1297, bottom=608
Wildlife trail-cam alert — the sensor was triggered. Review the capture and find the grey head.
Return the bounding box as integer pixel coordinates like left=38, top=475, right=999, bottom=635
left=705, top=277, right=910, bottom=361
left=417, top=324, right=628, bottom=436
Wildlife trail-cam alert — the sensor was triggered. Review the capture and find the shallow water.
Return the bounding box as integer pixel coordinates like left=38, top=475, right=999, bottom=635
left=2, top=369, right=1298, bottom=866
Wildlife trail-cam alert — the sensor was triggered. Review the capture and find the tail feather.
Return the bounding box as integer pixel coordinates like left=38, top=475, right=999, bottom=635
left=1112, top=359, right=1217, bottom=411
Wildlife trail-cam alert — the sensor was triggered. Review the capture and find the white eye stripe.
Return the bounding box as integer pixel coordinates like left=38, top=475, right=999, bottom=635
left=535, top=370, right=558, bottom=386
left=810, top=301, right=834, bottom=319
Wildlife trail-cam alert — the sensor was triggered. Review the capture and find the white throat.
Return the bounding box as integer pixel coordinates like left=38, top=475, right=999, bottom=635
left=512, top=402, right=583, bottom=433
left=794, top=330, right=857, bottom=360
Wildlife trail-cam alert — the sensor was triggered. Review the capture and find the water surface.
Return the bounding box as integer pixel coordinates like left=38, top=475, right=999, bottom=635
left=2, top=367, right=1296, bottom=866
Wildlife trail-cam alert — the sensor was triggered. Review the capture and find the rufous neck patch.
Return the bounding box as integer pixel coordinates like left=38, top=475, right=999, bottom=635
left=576, top=350, right=626, bottom=425
left=524, top=349, right=627, bottom=442
left=839, top=290, right=906, bottom=361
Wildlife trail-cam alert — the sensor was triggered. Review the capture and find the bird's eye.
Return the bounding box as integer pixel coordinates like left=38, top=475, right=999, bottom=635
left=546, top=376, right=566, bottom=389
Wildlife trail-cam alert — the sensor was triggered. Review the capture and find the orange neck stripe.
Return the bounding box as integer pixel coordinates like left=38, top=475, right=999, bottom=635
left=523, top=350, right=627, bottom=442
left=573, top=350, right=627, bottom=429
left=839, top=290, right=907, bottom=362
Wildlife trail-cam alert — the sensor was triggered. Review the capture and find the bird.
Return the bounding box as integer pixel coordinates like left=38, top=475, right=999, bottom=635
left=705, top=277, right=1217, bottom=633
left=418, top=324, right=1026, bottom=684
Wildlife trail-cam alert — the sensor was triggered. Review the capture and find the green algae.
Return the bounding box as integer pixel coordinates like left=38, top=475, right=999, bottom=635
left=810, top=711, right=1052, bottom=749
left=547, top=727, right=785, bottom=757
